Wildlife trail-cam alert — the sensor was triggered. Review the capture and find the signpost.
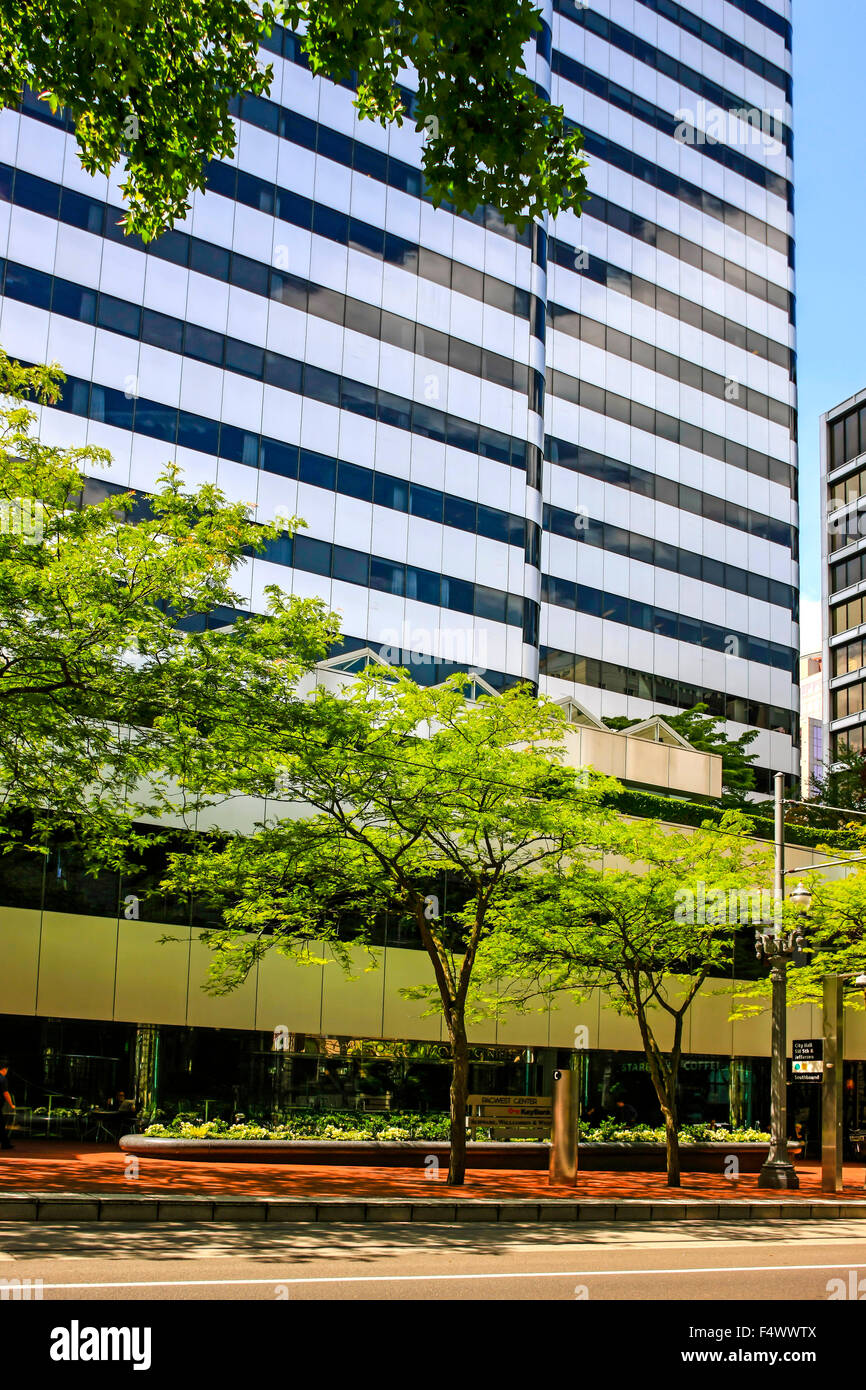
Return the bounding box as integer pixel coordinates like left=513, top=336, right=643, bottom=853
left=822, top=977, right=844, bottom=1194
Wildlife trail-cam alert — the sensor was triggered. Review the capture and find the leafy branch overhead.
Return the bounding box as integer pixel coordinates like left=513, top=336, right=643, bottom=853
left=0, top=0, right=588, bottom=240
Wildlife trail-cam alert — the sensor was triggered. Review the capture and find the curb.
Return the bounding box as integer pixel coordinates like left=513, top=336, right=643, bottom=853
left=1, top=1193, right=866, bottom=1223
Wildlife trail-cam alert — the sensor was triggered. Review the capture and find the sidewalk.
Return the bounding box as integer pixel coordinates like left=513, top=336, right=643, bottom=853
left=0, top=1141, right=864, bottom=1221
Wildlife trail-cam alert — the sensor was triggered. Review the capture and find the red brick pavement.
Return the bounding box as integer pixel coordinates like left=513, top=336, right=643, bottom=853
left=0, top=1142, right=864, bottom=1202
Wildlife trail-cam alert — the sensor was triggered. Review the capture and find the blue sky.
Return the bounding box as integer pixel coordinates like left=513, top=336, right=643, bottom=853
left=793, top=0, right=866, bottom=648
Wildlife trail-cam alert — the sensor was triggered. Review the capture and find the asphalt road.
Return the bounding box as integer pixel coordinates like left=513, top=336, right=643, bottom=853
left=2, top=1218, right=866, bottom=1300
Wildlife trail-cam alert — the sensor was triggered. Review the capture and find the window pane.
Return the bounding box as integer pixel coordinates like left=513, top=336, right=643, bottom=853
left=409, top=484, right=442, bottom=523
left=846, top=411, right=860, bottom=463
left=52, top=279, right=97, bottom=324
left=178, top=412, right=219, bottom=455
left=374, top=473, right=408, bottom=511
left=369, top=557, right=404, bottom=595
left=4, top=262, right=51, bottom=309
left=260, top=438, right=298, bottom=478
left=135, top=400, right=177, bottom=443
left=337, top=461, right=373, bottom=501
left=225, top=338, right=264, bottom=379
left=332, top=546, right=368, bottom=585
left=299, top=450, right=336, bottom=489
left=142, top=308, right=183, bottom=353
left=440, top=576, right=474, bottom=614
left=474, top=586, right=506, bottom=623
left=185, top=323, right=224, bottom=366
left=293, top=534, right=331, bottom=576
left=190, top=239, right=230, bottom=281
left=406, top=567, right=440, bottom=606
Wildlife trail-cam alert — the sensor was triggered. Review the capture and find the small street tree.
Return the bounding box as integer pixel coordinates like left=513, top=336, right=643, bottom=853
left=162, top=670, right=616, bottom=1184
left=476, top=813, right=773, bottom=1186
left=0, top=351, right=338, bottom=857
left=766, top=852, right=866, bottom=1007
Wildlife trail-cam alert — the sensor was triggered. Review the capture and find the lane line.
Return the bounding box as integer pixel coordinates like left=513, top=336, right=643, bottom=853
left=28, top=1260, right=866, bottom=1292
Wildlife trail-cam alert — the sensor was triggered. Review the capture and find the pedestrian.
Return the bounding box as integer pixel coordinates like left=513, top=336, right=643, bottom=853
left=0, top=1060, right=15, bottom=1150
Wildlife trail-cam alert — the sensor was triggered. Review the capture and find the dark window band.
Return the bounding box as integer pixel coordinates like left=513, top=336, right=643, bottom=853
left=543, top=503, right=795, bottom=612
left=540, top=647, right=797, bottom=739
left=553, top=50, right=792, bottom=205
left=80, top=459, right=537, bottom=565
left=257, top=38, right=795, bottom=307
left=244, top=69, right=792, bottom=261
left=546, top=367, right=792, bottom=490
left=571, top=121, right=792, bottom=262
left=550, top=202, right=793, bottom=321
left=555, top=4, right=792, bottom=140
left=545, top=435, right=797, bottom=552
left=0, top=237, right=793, bottom=495
left=12, top=99, right=540, bottom=333
left=26, top=360, right=795, bottom=675
left=0, top=160, right=541, bottom=411
left=1, top=258, right=539, bottom=474
left=721, top=0, right=792, bottom=47
left=549, top=241, right=793, bottom=376
left=257, top=21, right=792, bottom=259
left=556, top=0, right=791, bottom=93
left=61, top=467, right=535, bottom=634
left=541, top=575, right=795, bottom=674
left=548, top=298, right=794, bottom=426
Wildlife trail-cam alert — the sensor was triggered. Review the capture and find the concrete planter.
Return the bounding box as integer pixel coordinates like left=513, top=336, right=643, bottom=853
left=119, top=1136, right=793, bottom=1173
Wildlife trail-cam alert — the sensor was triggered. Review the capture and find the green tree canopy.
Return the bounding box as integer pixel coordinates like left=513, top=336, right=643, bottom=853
left=162, top=669, right=617, bottom=1183
left=0, top=0, right=588, bottom=240
left=808, top=742, right=866, bottom=814
left=0, top=351, right=338, bottom=853
left=762, top=851, right=866, bottom=1011
left=475, top=812, right=773, bottom=1185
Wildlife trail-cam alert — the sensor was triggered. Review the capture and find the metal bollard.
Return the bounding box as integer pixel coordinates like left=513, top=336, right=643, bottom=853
left=549, top=1067, right=578, bottom=1185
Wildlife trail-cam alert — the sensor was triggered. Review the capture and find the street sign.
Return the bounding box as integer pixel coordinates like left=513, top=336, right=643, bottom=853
left=793, top=1039, right=823, bottom=1082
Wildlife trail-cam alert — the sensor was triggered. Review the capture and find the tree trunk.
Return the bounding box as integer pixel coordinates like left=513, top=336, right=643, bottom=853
left=448, top=1021, right=470, bottom=1186
left=634, top=997, right=683, bottom=1189
left=663, top=1105, right=680, bottom=1188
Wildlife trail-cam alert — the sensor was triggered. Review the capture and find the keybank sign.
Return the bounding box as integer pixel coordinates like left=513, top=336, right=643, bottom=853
left=49, top=1321, right=152, bottom=1371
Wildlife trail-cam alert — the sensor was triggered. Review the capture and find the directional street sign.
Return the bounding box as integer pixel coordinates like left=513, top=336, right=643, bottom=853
left=792, top=1038, right=824, bottom=1082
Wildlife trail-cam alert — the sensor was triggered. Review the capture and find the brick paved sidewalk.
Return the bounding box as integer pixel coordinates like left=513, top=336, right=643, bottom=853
left=1, top=1141, right=864, bottom=1203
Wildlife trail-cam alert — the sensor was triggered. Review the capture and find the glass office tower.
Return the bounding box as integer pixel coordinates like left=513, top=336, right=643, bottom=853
left=0, top=0, right=798, bottom=792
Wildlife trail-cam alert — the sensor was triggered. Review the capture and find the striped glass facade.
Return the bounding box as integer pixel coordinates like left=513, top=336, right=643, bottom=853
left=0, top=0, right=798, bottom=791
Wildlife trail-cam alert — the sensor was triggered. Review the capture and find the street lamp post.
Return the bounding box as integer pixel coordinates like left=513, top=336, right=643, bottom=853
left=755, top=772, right=804, bottom=1190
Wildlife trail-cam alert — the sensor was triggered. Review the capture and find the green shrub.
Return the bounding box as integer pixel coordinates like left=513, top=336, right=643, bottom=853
left=609, top=788, right=859, bottom=852
left=142, top=1112, right=769, bottom=1144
